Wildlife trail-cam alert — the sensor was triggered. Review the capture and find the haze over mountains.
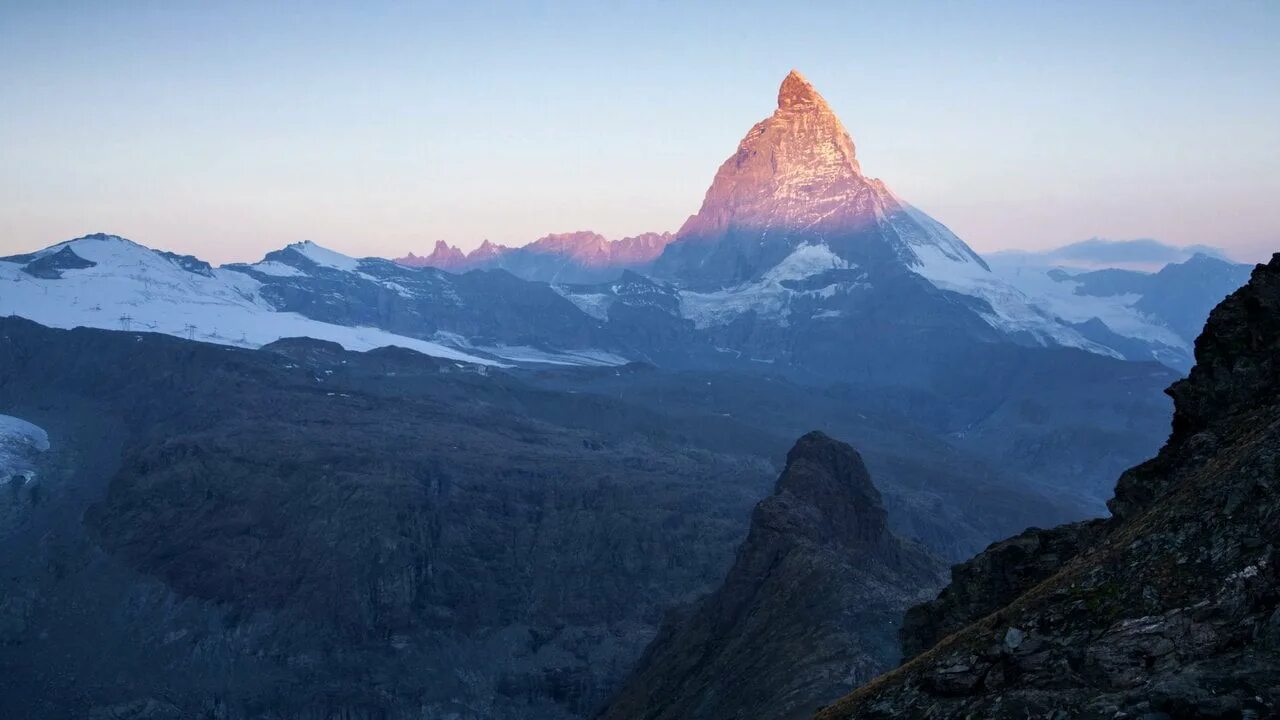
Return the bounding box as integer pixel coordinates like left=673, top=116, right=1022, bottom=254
left=397, top=231, right=675, bottom=284
left=0, top=70, right=1269, bottom=719
left=609, top=255, right=1280, bottom=720
left=991, top=237, right=1235, bottom=271
left=2, top=72, right=1250, bottom=375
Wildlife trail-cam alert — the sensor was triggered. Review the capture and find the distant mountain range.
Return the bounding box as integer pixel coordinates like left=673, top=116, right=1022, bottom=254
left=396, top=230, right=674, bottom=283
left=3, top=69, right=1221, bottom=513
left=0, top=68, right=1263, bottom=720
left=991, top=237, right=1233, bottom=270
left=1, top=71, right=1252, bottom=377
left=607, top=255, right=1280, bottom=720
left=989, top=251, right=1252, bottom=370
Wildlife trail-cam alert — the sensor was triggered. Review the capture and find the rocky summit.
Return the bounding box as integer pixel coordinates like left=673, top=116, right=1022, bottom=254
left=818, top=254, right=1280, bottom=719
left=655, top=69, right=988, bottom=289
left=600, top=431, right=945, bottom=720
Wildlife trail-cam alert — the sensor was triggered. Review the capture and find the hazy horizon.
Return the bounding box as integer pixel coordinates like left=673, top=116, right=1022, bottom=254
left=3, top=1, right=1278, bottom=264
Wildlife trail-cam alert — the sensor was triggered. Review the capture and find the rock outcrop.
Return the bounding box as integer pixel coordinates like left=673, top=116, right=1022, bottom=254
left=820, top=255, right=1280, bottom=719
left=398, top=239, right=470, bottom=271
left=899, top=520, right=1104, bottom=660
left=599, top=432, right=944, bottom=720
left=396, top=231, right=674, bottom=283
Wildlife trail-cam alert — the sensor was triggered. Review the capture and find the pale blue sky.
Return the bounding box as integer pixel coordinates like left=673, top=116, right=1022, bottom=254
left=2, top=0, right=1278, bottom=263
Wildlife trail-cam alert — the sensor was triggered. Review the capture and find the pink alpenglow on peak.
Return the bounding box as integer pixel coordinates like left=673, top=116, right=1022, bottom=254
left=467, top=239, right=511, bottom=262
left=395, top=231, right=674, bottom=282
left=397, top=240, right=470, bottom=271
left=657, top=69, right=989, bottom=287
left=523, top=231, right=675, bottom=268
left=674, top=69, right=870, bottom=242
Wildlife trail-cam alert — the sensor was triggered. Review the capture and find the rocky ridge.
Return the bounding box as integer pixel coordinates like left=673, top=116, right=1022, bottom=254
left=820, top=254, right=1280, bottom=719
left=599, top=432, right=945, bottom=720
left=396, top=231, right=675, bottom=283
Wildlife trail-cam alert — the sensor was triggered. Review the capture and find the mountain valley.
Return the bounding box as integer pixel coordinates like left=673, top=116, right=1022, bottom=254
left=0, top=68, right=1267, bottom=720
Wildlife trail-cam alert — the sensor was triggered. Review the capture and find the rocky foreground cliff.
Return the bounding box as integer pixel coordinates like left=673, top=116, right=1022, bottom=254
left=599, top=432, right=945, bottom=720
left=820, top=255, right=1280, bottom=719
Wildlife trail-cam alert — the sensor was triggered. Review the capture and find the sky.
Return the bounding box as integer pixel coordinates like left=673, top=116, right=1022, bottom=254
left=2, top=0, right=1278, bottom=264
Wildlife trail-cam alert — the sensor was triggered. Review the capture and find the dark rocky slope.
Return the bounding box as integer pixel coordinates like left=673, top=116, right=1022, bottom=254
left=0, top=316, right=1098, bottom=720
left=820, top=254, right=1280, bottom=719
left=600, top=432, right=945, bottom=720
left=0, top=318, right=773, bottom=720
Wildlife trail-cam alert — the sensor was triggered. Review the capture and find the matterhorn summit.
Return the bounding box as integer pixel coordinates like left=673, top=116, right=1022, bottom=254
left=656, top=69, right=989, bottom=287
left=674, top=69, right=868, bottom=242
left=649, top=70, right=1107, bottom=352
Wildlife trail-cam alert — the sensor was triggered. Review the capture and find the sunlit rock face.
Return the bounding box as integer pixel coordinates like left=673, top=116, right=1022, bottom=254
left=398, top=240, right=470, bottom=271
left=396, top=231, right=675, bottom=283
left=656, top=69, right=987, bottom=289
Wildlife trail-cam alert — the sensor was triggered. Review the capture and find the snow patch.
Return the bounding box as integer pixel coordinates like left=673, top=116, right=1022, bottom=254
left=555, top=290, right=614, bottom=321
left=249, top=260, right=306, bottom=278
left=289, top=241, right=360, bottom=272
left=0, top=241, right=500, bottom=366
left=0, top=414, right=49, bottom=484
left=987, top=260, right=1188, bottom=351
left=431, top=331, right=623, bottom=367
left=680, top=243, right=861, bottom=328
left=882, top=212, right=1122, bottom=356
left=761, top=242, right=851, bottom=282
left=475, top=345, right=628, bottom=367
left=0, top=415, right=49, bottom=452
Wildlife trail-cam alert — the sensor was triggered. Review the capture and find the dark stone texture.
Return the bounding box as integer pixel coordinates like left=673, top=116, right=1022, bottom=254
left=599, top=432, right=944, bottom=720
left=819, top=255, right=1280, bottom=719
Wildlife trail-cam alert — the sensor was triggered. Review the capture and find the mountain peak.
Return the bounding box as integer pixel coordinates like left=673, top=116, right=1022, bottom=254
left=469, top=239, right=510, bottom=260
left=655, top=70, right=1001, bottom=297
left=659, top=69, right=875, bottom=276
left=599, top=430, right=943, bottom=720
left=777, top=69, right=825, bottom=110
left=774, top=431, right=888, bottom=547
left=284, top=240, right=359, bottom=272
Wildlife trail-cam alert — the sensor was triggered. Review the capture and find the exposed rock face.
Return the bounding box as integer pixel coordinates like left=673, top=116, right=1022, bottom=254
left=599, top=432, right=944, bottom=720
left=4, top=318, right=1100, bottom=720
left=675, top=70, right=868, bottom=241
left=820, top=255, right=1280, bottom=719
left=899, top=521, right=1103, bottom=660
left=655, top=70, right=987, bottom=288
left=0, top=318, right=775, bottom=720
left=395, top=231, right=675, bottom=283
left=398, top=239, right=470, bottom=271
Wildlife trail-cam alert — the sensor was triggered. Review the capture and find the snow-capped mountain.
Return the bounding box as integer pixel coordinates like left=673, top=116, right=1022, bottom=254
left=988, top=252, right=1253, bottom=369
left=660, top=70, right=986, bottom=281
left=0, top=234, right=627, bottom=367
left=647, top=70, right=1111, bottom=354
left=2, top=73, right=1249, bottom=378
left=990, top=238, right=1233, bottom=271
left=397, top=231, right=675, bottom=283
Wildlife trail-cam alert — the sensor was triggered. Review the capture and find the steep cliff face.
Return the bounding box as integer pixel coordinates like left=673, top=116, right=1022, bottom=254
left=899, top=520, right=1104, bottom=660
left=0, top=319, right=775, bottom=720
left=821, top=255, right=1280, bottom=719
left=655, top=70, right=988, bottom=289
left=600, top=432, right=944, bottom=720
